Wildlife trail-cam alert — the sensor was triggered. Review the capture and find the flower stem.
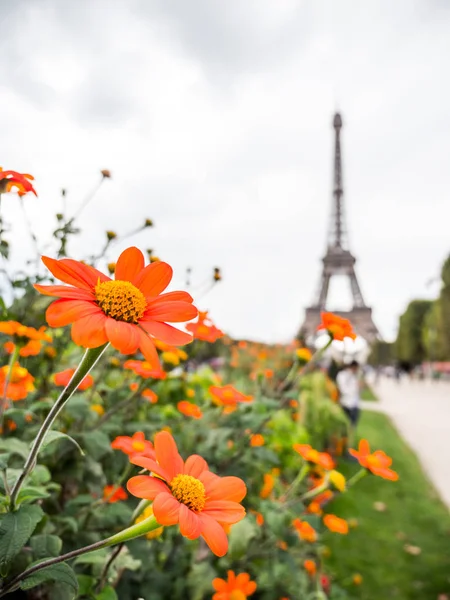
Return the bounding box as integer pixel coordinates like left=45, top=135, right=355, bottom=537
left=0, top=515, right=160, bottom=597
left=0, top=345, right=20, bottom=425
left=9, top=344, right=108, bottom=510
left=346, top=468, right=367, bottom=488
left=284, top=464, right=309, bottom=500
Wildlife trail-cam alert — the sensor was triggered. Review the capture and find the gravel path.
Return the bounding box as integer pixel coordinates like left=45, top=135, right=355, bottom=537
left=362, top=376, right=450, bottom=509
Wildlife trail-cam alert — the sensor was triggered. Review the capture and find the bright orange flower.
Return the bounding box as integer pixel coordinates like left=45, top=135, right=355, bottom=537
left=127, top=431, right=246, bottom=556
left=293, top=444, right=335, bottom=470
left=4, top=340, right=42, bottom=357
left=306, top=490, right=334, bottom=514
left=129, top=382, right=139, bottom=392
left=252, top=511, right=264, bottom=526
left=0, top=321, right=51, bottom=356
left=124, top=359, right=168, bottom=379
left=296, top=347, right=312, bottom=362
left=111, top=431, right=155, bottom=458
left=177, top=401, right=203, bottom=419
left=303, top=559, right=316, bottom=576
left=35, top=247, right=197, bottom=368
left=0, top=168, right=37, bottom=196
left=142, top=389, right=158, bottom=403
left=317, top=312, right=356, bottom=341
left=0, top=363, right=35, bottom=401
left=349, top=439, right=399, bottom=481
left=238, top=341, right=247, bottom=349
left=209, top=385, right=253, bottom=413
left=260, top=473, right=274, bottom=499
left=53, top=368, right=94, bottom=391
left=250, top=434, right=265, bottom=447
left=323, top=514, right=348, bottom=534
left=292, top=518, right=317, bottom=542
left=186, top=311, right=224, bottom=343
left=212, top=570, right=257, bottom=600
left=103, top=485, right=128, bottom=503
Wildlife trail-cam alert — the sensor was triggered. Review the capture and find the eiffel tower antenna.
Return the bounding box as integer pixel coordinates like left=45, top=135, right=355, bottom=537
left=299, top=113, right=379, bottom=342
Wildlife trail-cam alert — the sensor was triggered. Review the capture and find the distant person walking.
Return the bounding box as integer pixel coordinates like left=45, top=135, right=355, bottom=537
left=336, top=360, right=361, bottom=446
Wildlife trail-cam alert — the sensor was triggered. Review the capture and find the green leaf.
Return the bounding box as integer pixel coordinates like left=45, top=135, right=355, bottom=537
left=79, top=431, right=111, bottom=460
left=0, top=438, right=30, bottom=460
left=77, top=574, right=95, bottom=595
left=0, top=454, right=10, bottom=471
left=30, top=464, right=51, bottom=485
left=16, top=486, right=51, bottom=506
left=227, top=517, right=258, bottom=559
left=30, top=534, right=62, bottom=559
left=40, top=430, right=84, bottom=456
left=95, top=586, right=118, bottom=600
left=187, top=562, right=217, bottom=600
left=21, top=561, right=78, bottom=599
left=0, top=505, right=44, bottom=567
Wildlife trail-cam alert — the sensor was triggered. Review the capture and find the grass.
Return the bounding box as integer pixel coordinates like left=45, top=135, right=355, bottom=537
left=323, top=410, right=450, bottom=600
left=360, top=384, right=378, bottom=401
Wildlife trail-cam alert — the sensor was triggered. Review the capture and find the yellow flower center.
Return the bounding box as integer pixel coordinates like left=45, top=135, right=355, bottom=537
left=95, top=280, right=146, bottom=323
left=10, top=366, right=28, bottom=383
left=170, top=474, right=206, bottom=512
left=230, top=591, right=246, bottom=600
left=223, top=389, right=234, bottom=399
left=132, top=441, right=146, bottom=452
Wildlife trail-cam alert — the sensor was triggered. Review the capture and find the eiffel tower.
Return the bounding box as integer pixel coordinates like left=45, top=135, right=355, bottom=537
left=299, top=113, right=379, bottom=343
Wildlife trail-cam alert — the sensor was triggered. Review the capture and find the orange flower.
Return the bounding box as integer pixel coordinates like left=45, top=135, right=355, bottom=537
left=292, top=518, right=317, bottom=542
left=0, top=168, right=37, bottom=196
left=264, top=368, right=274, bottom=379
left=212, top=570, right=257, bottom=600
left=142, top=389, right=158, bottom=403
left=0, top=364, right=35, bottom=401
left=349, top=439, right=399, bottom=481
left=35, top=247, right=197, bottom=368
left=209, top=385, right=253, bottom=413
left=306, top=490, right=334, bottom=515
left=53, top=368, right=93, bottom=391
left=250, top=434, right=265, bottom=447
left=0, top=321, right=51, bottom=357
left=317, top=312, right=356, bottom=341
left=111, top=431, right=155, bottom=458
left=296, top=347, right=312, bottom=362
left=277, top=540, right=288, bottom=551
left=186, top=311, right=224, bottom=343
left=254, top=512, right=264, bottom=526
left=293, top=444, right=335, bottom=470
left=129, top=382, right=138, bottom=392
left=127, top=431, right=246, bottom=556
left=260, top=473, right=274, bottom=499
left=323, top=514, right=348, bottom=534
left=177, top=401, right=203, bottom=419
left=103, top=485, right=128, bottom=503
left=303, top=559, right=316, bottom=576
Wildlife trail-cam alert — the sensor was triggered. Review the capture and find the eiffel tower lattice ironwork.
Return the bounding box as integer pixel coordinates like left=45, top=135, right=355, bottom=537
left=299, top=113, right=379, bottom=343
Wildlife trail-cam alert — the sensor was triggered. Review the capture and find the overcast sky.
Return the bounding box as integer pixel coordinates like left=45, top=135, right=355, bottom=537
left=2, top=0, right=450, bottom=343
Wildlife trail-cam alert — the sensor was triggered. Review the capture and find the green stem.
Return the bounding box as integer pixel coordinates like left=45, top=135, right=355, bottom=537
left=0, top=515, right=160, bottom=597
left=0, top=345, right=20, bottom=424
left=299, top=478, right=329, bottom=503
left=284, top=464, right=309, bottom=500
left=346, top=468, right=367, bottom=488
left=9, top=344, right=108, bottom=509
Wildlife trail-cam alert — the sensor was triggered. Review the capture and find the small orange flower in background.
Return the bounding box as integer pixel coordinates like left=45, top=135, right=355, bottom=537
left=0, top=320, right=51, bottom=357
left=127, top=431, right=246, bottom=556
left=306, top=490, right=334, bottom=514
left=352, top=574, right=363, bottom=585
left=103, top=485, right=128, bottom=503
left=124, top=360, right=167, bottom=380
left=293, top=444, right=335, bottom=470
left=212, top=570, right=257, bottom=600
left=0, top=364, right=35, bottom=401
left=129, top=382, right=139, bottom=392
left=209, top=385, right=253, bottom=413
left=186, top=388, right=195, bottom=398
left=111, top=431, right=155, bottom=458
left=35, top=246, right=197, bottom=368
left=263, top=368, right=274, bottom=379
left=323, top=514, right=349, bottom=534
left=296, top=347, right=312, bottom=362
left=177, top=401, right=203, bottom=419
left=317, top=312, right=356, bottom=341
left=292, top=518, right=317, bottom=542
left=90, top=404, right=105, bottom=416
left=142, top=389, right=158, bottom=403
left=250, top=434, right=265, bottom=447
left=186, top=310, right=224, bottom=343
left=260, top=473, right=275, bottom=499
left=0, top=168, right=37, bottom=196
left=289, top=399, right=298, bottom=408
left=349, top=439, right=399, bottom=481
left=277, top=540, right=288, bottom=551
left=238, top=340, right=247, bottom=349
left=303, top=559, right=317, bottom=577
left=53, top=368, right=93, bottom=391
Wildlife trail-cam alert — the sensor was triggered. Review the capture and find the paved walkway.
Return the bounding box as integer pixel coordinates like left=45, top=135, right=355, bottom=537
left=362, top=377, right=450, bottom=509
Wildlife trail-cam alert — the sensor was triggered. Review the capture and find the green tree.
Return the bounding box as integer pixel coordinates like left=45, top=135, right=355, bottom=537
left=368, top=341, right=394, bottom=366
left=395, top=300, right=432, bottom=364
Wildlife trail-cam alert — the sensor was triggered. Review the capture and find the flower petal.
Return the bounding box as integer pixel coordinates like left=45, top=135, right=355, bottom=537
left=212, top=578, right=227, bottom=592
left=202, top=500, right=246, bottom=524
left=198, top=513, right=228, bottom=557
left=152, top=291, right=194, bottom=303
left=46, top=299, right=101, bottom=327
left=152, top=492, right=180, bottom=525
left=154, top=431, right=184, bottom=482
left=104, top=319, right=141, bottom=354
left=130, top=455, right=172, bottom=482
left=42, top=256, right=109, bottom=290
left=140, top=321, right=193, bottom=346
left=178, top=504, right=202, bottom=539
left=359, top=439, right=370, bottom=455
left=243, top=581, right=257, bottom=595
left=204, top=476, right=247, bottom=503
left=144, top=301, right=198, bottom=323
left=115, top=247, right=145, bottom=281
left=34, top=284, right=94, bottom=300
left=133, top=262, right=173, bottom=297
left=70, top=313, right=108, bottom=347
left=184, top=454, right=209, bottom=478
left=126, top=475, right=168, bottom=499
left=138, top=329, right=162, bottom=369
